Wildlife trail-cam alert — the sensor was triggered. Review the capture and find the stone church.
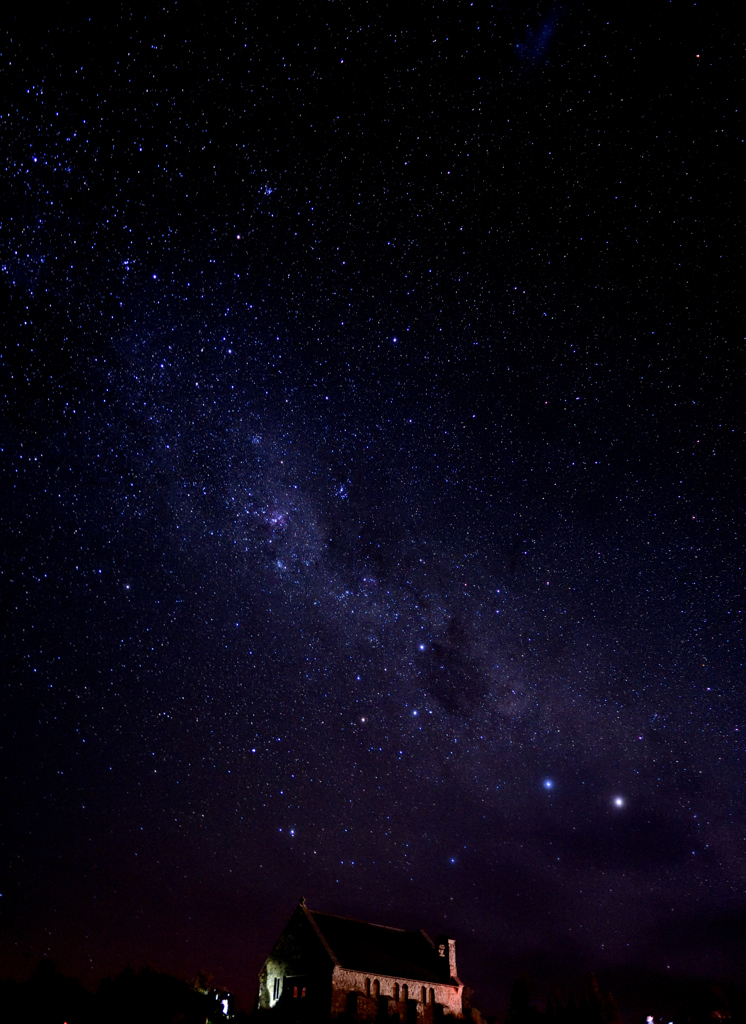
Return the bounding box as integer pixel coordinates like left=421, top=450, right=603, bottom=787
left=257, top=899, right=465, bottom=1022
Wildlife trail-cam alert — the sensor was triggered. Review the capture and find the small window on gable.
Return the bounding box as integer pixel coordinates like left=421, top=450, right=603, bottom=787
left=272, top=978, right=280, bottom=1001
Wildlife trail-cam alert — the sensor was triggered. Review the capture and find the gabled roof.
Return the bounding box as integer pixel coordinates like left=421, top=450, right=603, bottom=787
left=300, top=903, right=455, bottom=985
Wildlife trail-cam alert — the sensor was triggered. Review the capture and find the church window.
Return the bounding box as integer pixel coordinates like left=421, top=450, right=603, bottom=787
left=373, top=980, right=380, bottom=998
left=421, top=988, right=426, bottom=1004
left=429, top=988, right=435, bottom=1004
left=402, top=985, right=408, bottom=1002
left=293, top=987, right=298, bottom=999
left=365, top=979, right=371, bottom=997
left=393, top=983, right=399, bottom=1002
left=272, top=978, right=280, bottom=1000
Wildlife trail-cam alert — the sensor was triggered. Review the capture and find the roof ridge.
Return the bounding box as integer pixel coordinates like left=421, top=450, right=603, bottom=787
left=298, top=902, right=341, bottom=966
left=307, top=907, right=411, bottom=934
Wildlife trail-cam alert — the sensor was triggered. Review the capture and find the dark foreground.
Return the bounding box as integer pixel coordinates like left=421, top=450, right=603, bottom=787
left=3, top=961, right=746, bottom=1024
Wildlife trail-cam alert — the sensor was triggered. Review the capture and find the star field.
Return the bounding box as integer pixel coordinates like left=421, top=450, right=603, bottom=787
left=1, top=2, right=744, bottom=1016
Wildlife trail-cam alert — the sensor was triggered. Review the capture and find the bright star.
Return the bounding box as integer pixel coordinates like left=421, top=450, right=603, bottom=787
left=543, top=779, right=554, bottom=790
left=613, top=796, right=625, bottom=808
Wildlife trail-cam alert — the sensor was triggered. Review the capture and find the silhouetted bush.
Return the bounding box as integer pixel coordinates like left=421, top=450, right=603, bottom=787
left=0, top=961, right=231, bottom=1024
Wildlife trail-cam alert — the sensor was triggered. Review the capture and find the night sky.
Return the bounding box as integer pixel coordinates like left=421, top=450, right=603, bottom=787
left=1, top=1, right=744, bottom=1016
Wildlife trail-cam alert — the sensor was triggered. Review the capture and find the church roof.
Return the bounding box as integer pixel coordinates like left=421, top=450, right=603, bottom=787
left=301, top=904, right=455, bottom=985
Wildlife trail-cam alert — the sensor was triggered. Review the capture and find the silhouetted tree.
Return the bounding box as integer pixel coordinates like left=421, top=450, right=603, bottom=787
left=463, top=985, right=488, bottom=1024
left=544, top=978, right=620, bottom=1024
left=93, top=965, right=215, bottom=1024
left=669, top=981, right=733, bottom=1024
left=0, top=961, right=237, bottom=1024
left=545, top=994, right=571, bottom=1024
left=586, top=974, right=622, bottom=1024
left=0, top=976, right=23, bottom=1024
left=505, top=977, right=544, bottom=1024
left=0, top=959, right=92, bottom=1024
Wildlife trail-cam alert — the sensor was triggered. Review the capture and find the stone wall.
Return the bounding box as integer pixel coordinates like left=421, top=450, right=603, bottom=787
left=330, top=967, right=462, bottom=1020
left=258, top=905, right=334, bottom=1010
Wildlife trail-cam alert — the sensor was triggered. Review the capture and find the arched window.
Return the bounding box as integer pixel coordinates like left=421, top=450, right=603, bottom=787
left=393, top=983, right=400, bottom=1002
left=293, top=987, right=298, bottom=999
left=429, top=988, right=435, bottom=1005
left=302, top=988, right=306, bottom=998
left=373, top=980, right=380, bottom=998
left=402, top=985, right=408, bottom=1002
left=421, top=988, right=426, bottom=1004
left=365, top=979, right=371, bottom=998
